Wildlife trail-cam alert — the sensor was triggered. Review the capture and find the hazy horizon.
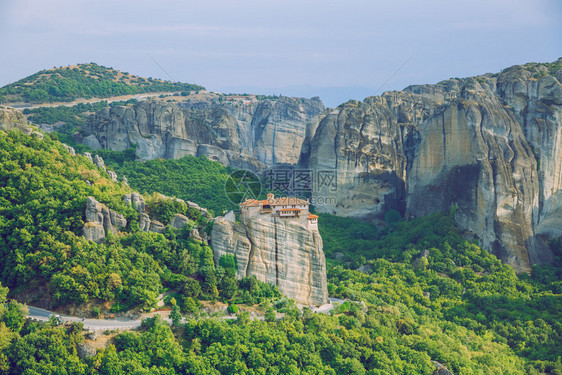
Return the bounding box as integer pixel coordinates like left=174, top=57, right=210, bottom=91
left=1, top=0, right=560, bottom=107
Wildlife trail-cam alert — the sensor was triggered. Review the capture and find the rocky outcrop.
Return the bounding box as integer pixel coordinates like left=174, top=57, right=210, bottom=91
left=87, top=96, right=324, bottom=170
left=0, top=106, right=43, bottom=139
left=301, top=59, right=562, bottom=272
left=76, top=343, right=96, bottom=359
left=211, top=213, right=328, bottom=306
left=124, top=192, right=146, bottom=213
left=170, top=213, right=193, bottom=229
left=83, top=196, right=127, bottom=242
left=94, top=155, right=106, bottom=171
left=149, top=220, right=165, bottom=233
left=0, top=106, right=29, bottom=132
left=62, top=144, right=75, bottom=156
left=108, top=170, right=118, bottom=182
left=433, top=362, right=454, bottom=375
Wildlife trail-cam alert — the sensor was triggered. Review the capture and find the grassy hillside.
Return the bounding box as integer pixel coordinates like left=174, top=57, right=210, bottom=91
left=0, top=63, right=204, bottom=104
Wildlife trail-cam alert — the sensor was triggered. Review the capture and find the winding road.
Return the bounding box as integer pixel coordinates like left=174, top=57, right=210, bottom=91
left=26, top=297, right=344, bottom=331
left=27, top=306, right=145, bottom=330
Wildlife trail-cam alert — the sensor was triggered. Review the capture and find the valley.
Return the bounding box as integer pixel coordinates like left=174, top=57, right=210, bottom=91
left=0, top=61, right=560, bottom=374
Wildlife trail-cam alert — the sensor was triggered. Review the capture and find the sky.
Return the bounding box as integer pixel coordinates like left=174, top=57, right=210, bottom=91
left=0, top=0, right=560, bottom=107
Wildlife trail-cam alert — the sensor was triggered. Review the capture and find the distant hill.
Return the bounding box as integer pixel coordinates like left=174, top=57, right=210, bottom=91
left=0, top=63, right=204, bottom=104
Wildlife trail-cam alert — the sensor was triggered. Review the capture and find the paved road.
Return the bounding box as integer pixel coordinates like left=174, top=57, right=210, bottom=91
left=27, top=306, right=144, bottom=330
left=27, top=298, right=341, bottom=331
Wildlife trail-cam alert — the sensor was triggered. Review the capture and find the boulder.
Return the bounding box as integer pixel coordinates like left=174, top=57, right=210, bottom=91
left=94, top=155, right=106, bottom=171
left=83, top=152, right=93, bottom=163
left=170, top=214, right=192, bottom=229
left=76, top=343, right=96, bottom=359
left=131, top=192, right=145, bottom=213
left=83, top=196, right=126, bottom=241
left=85, top=196, right=103, bottom=223
left=190, top=228, right=203, bottom=242
left=149, top=220, right=165, bottom=234
left=81, top=134, right=102, bottom=150
left=62, top=144, right=75, bottom=156
left=110, top=210, right=127, bottom=230
left=139, top=213, right=151, bottom=232
left=433, top=361, right=454, bottom=375
left=0, top=106, right=30, bottom=133
left=108, top=170, right=118, bottom=182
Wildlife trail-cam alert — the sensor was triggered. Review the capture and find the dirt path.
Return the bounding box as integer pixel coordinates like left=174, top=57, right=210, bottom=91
left=10, top=92, right=178, bottom=111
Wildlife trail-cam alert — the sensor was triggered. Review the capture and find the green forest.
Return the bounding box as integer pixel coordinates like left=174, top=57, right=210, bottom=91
left=0, top=128, right=561, bottom=374
left=0, top=63, right=204, bottom=104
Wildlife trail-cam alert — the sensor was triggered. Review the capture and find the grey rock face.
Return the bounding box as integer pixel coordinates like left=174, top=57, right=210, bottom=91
left=433, top=361, right=454, bottom=375
left=302, top=61, right=562, bottom=272
left=109, top=210, right=127, bottom=230
left=139, top=213, right=151, bottom=232
left=0, top=106, right=30, bottom=133
left=211, top=214, right=328, bottom=306
left=81, top=134, right=102, bottom=150
left=87, top=97, right=324, bottom=170
left=190, top=228, right=203, bottom=242
left=94, top=155, right=106, bottom=171
left=62, top=144, right=75, bottom=156
left=108, top=170, right=118, bottom=182
left=123, top=193, right=146, bottom=213
left=83, top=223, right=105, bottom=243
left=149, top=220, right=165, bottom=233
left=131, top=193, right=145, bottom=213
left=76, top=343, right=96, bottom=359
left=170, top=213, right=192, bottom=229
left=85, top=196, right=104, bottom=223
left=83, top=196, right=127, bottom=242
left=83, top=152, right=93, bottom=163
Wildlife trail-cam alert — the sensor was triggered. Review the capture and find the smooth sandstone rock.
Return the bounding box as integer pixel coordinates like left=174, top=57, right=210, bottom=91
left=87, top=97, right=324, bottom=170
left=302, top=62, right=562, bottom=272
left=211, top=214, right=328, bottom=306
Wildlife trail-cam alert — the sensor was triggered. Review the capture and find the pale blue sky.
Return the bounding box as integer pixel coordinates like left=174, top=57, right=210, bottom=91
left=1, top=0, right=560, bottom=106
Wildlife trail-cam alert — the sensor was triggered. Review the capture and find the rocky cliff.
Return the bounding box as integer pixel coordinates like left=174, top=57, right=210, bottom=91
left=87, top=96, right=324, bottom=170
left=211, top=213, right=328, bottom=306
left=301, top=59, right=562, bottom=273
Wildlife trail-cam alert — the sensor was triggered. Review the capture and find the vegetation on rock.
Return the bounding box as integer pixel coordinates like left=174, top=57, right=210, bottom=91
left=1, top=125, right=561, bottom=373
left=0, top=63, right=203, bottom=104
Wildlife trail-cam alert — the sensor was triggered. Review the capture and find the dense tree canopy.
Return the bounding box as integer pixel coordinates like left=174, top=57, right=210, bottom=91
left=0, top=128, right=561, bottom=374
left=0, top=63, right=204, bottom=104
